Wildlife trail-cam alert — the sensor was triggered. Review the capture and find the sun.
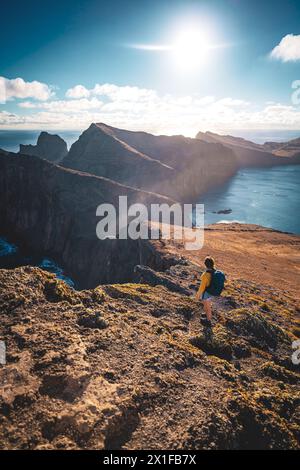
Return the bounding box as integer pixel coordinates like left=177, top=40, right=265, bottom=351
left=172, top=29, right=210, bottom=70
left=129, top=22, right=219, bottom=71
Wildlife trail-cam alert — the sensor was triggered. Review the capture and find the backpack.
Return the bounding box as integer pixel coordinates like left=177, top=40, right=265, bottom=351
left=206, top=270, right=225, bottom=296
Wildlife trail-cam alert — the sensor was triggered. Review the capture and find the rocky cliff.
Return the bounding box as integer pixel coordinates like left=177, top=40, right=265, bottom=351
left=19, top=131, right=68, bottom=163
left=0, top=150, right=175, bottom=288
left=62, top=123, right=238, bottom=202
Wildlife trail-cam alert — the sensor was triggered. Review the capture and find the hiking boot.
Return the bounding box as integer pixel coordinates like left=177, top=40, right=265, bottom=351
left=201, top=318, right=212, bottom=328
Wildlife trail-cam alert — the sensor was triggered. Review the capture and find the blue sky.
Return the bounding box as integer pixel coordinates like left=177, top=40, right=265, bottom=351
left=1, top=0, right=300, bottom=135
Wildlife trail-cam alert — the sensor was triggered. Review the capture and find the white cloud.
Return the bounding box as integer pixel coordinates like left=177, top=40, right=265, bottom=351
left=217, top=97, right=250, bottom=107
left=270, top=34, right=300, bottom=62
left=65, top=84, right=90, bottom=99
left=0, top=76, right=54, bottom=103
left=1, top=82, right=300, bottom=134
left=66, top=82, right=157, bottom=102
left=19, top=97, right=103, bottom=112
left=93, top=83, right=157, bottom=102
left=0, top=111, right=26, bottom=125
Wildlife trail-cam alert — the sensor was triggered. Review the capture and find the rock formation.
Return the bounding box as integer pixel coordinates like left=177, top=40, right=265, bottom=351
left=19, top=131, right=68, bottom=163
left=62, top=123, right=238, bottom=201
left=0, top=150, right=174, bottom=288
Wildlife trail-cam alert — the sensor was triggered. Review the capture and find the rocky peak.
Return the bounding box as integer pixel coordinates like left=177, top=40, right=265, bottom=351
left=19, top=131, right=68, bottom=163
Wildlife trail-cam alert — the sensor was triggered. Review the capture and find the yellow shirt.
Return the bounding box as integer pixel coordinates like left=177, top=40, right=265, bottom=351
left=195, top=271, right=212, bottom=300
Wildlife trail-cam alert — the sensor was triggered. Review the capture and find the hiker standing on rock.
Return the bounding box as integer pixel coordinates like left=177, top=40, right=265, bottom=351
left=195, top=256, right=225, bottom=328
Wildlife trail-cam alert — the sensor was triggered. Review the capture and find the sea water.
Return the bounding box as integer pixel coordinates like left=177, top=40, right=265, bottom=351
left=199, top=165, right=300, bottom=234
left=0, top=237, right=75, bottom=287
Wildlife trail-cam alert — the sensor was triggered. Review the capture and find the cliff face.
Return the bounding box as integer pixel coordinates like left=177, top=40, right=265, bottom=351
left=62, top=123, right=238, bottom=202
left=0, top=150, right=175, bottom=288
left=93, top=123, right=234, bottom=171
left=196, top=131, right=300, bottom=166
left=19, top=132, right=68, bottom=163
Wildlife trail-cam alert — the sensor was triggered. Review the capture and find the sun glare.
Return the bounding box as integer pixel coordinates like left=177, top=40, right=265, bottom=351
left=172, top=29, right=209, bottom=70
left=129, top=20, right=223, bottom=71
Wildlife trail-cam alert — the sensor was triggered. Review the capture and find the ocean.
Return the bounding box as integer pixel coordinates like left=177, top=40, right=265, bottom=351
left=199, top=165, right=300, bottom=234
left=0, top=237, right=75, bottom=287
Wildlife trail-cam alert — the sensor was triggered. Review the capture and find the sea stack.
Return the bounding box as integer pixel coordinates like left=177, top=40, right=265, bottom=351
left=19, top=131, right=68, bottom=163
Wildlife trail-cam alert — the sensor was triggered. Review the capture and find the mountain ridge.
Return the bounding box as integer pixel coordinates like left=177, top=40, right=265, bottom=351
left=61, top=122, right=238, bottom=201
left=196, top=130, right=300, bottom=160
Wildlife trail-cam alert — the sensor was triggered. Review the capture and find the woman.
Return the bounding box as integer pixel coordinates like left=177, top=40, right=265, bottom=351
left=195, top=256, right=215, bottom=327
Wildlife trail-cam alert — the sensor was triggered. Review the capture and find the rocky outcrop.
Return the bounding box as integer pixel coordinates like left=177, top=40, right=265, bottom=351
left=264, top=137, right=300, bottom=158
left=133, top=264, right=192, bottom=295
left=196, top=131, right=300, bottom=166
left=0, top=261, right=299, bottom=450
left=0, top=150, right=175, bottom=288
left=19, top=132, right=68, bottom=163
left=62, top=123, right=238, bottom=201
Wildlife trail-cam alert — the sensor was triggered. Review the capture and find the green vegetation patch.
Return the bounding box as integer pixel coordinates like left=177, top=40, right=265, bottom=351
left=226, top=308, right=289, bottom=350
